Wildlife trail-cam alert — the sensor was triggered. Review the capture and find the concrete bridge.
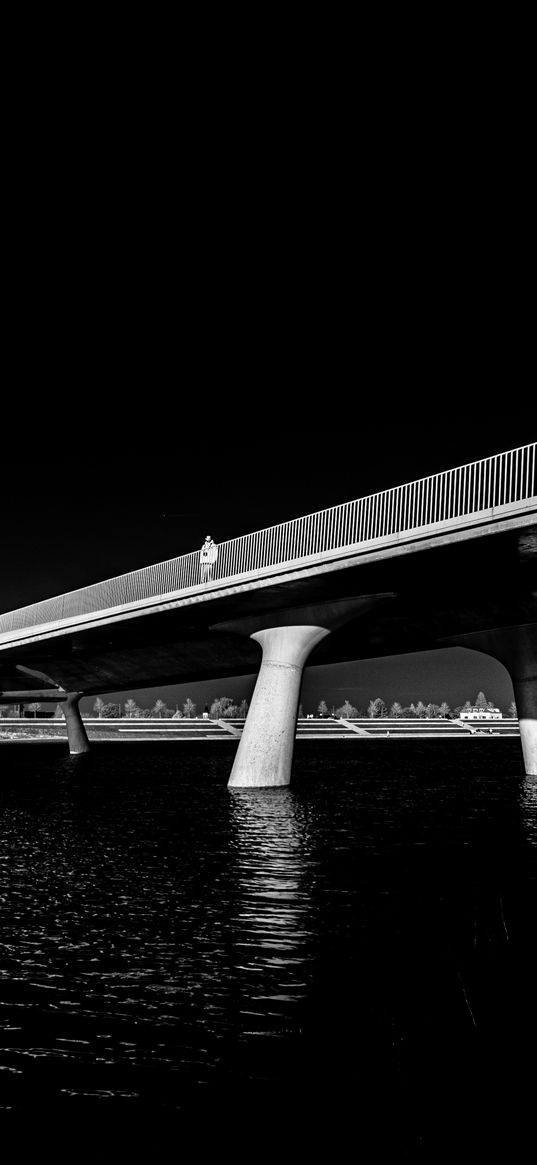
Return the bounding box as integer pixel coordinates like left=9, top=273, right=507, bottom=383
left=1, top=443, right=536, bottom=785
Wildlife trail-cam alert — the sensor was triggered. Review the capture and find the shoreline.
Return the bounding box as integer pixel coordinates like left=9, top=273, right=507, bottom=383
left=0, top=716, right=520, bottom=744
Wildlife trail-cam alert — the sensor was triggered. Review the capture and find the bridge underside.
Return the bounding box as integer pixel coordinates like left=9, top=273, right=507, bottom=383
left=1, top=524, right=536, bottom=779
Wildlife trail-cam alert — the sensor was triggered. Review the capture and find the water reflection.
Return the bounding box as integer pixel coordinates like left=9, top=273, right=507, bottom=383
left=227, top=788, right=318, bottom=1028
left=520, top=773, right=537, bottom=845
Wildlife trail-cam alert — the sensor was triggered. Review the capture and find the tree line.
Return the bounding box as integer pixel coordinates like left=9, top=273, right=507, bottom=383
left=89, top=696, right=250, bottom=719
left=1, top=689, right=518, bottom=720
left=315, top=691, right=518, bottom=719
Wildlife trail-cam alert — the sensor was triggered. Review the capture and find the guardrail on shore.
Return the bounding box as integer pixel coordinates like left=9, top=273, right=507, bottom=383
left=0, top=717, right=521, bottom=740
left=0, top=443, right=535, bottom=641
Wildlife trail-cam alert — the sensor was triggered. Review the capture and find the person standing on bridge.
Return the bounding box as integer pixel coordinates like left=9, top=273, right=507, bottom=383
left=200, top=535, right=218, bottom=583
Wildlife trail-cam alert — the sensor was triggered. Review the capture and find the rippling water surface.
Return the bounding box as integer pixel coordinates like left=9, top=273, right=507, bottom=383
left=1, top=740, right=536, bottom=1154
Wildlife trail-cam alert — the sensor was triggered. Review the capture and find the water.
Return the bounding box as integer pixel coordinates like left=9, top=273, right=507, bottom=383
left=1, top=739, right=536, bottom=1156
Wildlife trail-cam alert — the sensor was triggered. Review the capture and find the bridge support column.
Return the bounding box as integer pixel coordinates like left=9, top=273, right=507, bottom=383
left=62, top=694, right=90, bottom=755
left=452, top=625, right=537, bottom=775
left=214, top=595, right=393, bottom=790
left=228, top=625, right=330, bottom=788
left=494, top=625, right=537, bottom=777
left=513, top=672, right=537, bottom=776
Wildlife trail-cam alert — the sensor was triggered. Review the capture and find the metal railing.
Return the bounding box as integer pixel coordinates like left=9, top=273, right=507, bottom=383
left=1, top=443, right=535, bottom=641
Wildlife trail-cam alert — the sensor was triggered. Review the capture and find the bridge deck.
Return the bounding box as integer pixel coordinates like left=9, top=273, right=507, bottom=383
left=0, top=444, right=535, bottom=650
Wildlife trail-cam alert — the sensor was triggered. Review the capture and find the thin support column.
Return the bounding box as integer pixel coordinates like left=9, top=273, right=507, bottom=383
left=454, top=625, right=537, bottom=776
left=228, top=625, right=330, bottom=788
left=491, top=625, right=537, bottom=777
left=513, top=675, right=537, bottom=776
left=62, top=693, right=90, bottom=755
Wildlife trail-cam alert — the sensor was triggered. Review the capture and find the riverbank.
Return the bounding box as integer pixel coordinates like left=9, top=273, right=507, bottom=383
left=0, top=716, right=520, bottom=742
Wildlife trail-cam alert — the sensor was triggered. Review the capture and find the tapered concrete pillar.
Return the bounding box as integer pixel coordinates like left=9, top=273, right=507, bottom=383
left=62, top=693, right=90, bottom=755
left=214, top=594, right=394, bottom=790
left=228, top=625, right=330, bottom=788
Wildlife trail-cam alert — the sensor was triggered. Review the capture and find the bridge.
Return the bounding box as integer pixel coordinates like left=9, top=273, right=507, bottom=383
left=1, top=443, right=536, bottom=785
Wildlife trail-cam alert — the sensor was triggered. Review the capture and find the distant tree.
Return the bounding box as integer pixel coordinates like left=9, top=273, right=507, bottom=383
left=102, top=703, right=120, bottom=718
left=438, top=701, right=450, bottom=719
left=336, top=699, right=358, bottom=718
left=124, top=699, right=139, bottom=719
left=152, top=699, right=166, bottom=718
left=28, top=702, right=41, bottom=718
left=425, top=703, right=439, bottom=718
left=239, top=699, right=249, bottom=718
left=93, top=697, right=105, bottom=718
left=462, top=700, right=472, bottom=713
left=402, top=706, right=414, bottom=717
left=475, top=691, right=488, bottom=709
left=508, top=700, right=517, bottom=718
left=210, top=697, right=237, bottom=719
left=452, top=705, right=463, bottom=718
left=141, top=707, right=152, bottom=718
left=318, top=700, right=329, bottom=718
left=368, top=698, right=387, bottom=718
left=54, top=704, right=64, bottom=719
left=183, top=698, right=196, bottom=719
left=390, top=702, right=403, bottom=718
left=407, top=703, right=418, bottom=718
left=415, top=701, right=427, bottom=718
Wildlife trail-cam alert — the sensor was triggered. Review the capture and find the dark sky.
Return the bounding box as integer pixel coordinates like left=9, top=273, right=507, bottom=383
left=2, top=112, right=532, bottom=713
left=1, top=412, right=532, bottom=714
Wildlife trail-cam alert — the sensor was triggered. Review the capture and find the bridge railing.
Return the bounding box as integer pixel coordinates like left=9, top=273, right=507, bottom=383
left=0, top=443, right=535, bottom=640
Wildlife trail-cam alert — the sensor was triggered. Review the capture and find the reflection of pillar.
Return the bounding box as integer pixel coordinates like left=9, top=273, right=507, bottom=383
left=452, top=625, right=537, bottom=775
left=62, top=693, right=90, bottom=755
left=228, top=786, right=313, bottom=962
left=229, top=625, right=330, bottom=788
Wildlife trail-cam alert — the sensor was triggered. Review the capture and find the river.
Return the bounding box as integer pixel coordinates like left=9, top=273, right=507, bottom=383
left=0, top=739, right=535, bottom=1156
